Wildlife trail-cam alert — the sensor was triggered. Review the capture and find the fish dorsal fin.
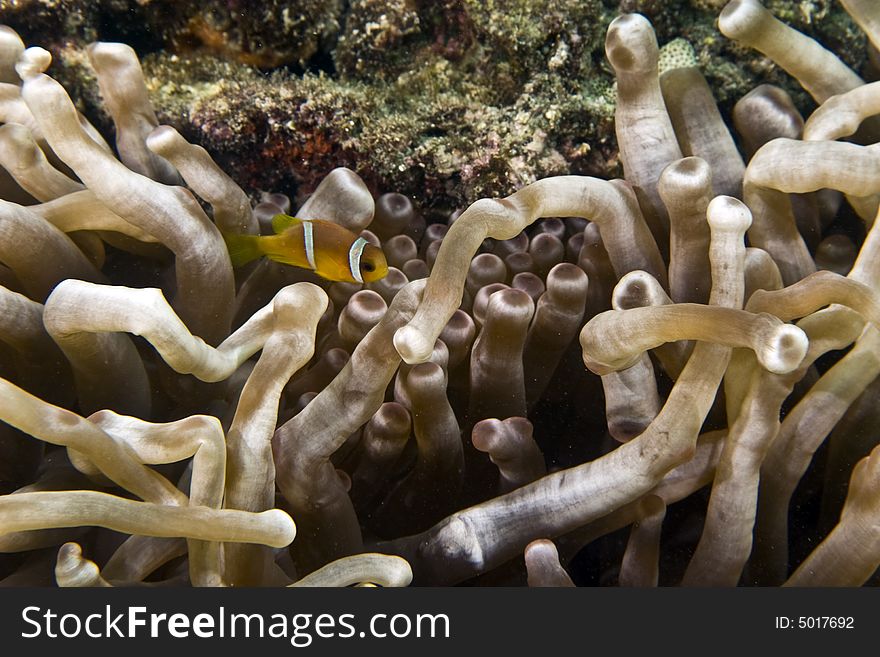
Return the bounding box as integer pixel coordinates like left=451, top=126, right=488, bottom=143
left=271, top=213, right=306, bottom=234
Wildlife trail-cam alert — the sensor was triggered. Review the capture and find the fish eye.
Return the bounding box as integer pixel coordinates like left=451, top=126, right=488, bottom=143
left=362, top=262, right=375, bottom=272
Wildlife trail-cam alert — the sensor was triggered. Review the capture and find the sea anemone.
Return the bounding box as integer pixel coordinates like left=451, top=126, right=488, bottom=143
left=1, top=0, right=879, bottom=587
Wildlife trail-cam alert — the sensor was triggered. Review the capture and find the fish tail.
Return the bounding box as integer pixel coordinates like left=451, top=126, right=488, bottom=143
left=221, top=231, right=263, bottom=267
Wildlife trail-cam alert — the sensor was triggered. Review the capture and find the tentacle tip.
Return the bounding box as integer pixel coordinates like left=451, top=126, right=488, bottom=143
left=719, top=0, right=766, bottom=39
left=707, top=195, right=752, bottom=234
left=16, top=46, right=51, bottom=79
left=145, top=124, right=180, bottom=150
left=524, top=538, right=559, bottom=561
left=386, top=556, right=414, bottom=587
left=87, top=41, right=137, bottom=62
left=761, top=324, right=809, bottom=374
left=605, top=14, right=657, bottom=71
left=659, top=156, right=712, bottom=193
left=471, top=418, right=503, bottom=452
left=58, top=541, right=83, bottom=559
left=264, top=510, right=297, bottom=548
left=393, top=325, right=433, bottom=365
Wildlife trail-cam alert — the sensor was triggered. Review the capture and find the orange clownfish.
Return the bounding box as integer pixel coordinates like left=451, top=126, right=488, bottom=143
left=222, top=213, right=389, bottom=283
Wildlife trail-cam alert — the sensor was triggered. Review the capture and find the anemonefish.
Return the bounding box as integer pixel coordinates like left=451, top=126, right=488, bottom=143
left=222, top=213, right=389, bottom=283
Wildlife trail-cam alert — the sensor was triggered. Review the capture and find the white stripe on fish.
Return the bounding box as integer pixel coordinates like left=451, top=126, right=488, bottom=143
left=302, top=219, right=317, bottom=270
left=348, top=236, right=369, bottom=283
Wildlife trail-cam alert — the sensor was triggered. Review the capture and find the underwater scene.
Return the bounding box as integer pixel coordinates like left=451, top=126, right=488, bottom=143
left=0, top=0, right=878, bottom=587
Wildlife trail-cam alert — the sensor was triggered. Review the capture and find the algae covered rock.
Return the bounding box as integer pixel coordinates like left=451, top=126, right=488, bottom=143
left=0, top=0, right=868, bottom=213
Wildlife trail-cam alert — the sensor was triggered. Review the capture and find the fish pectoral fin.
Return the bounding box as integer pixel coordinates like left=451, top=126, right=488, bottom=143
left=271, top=213, right=304, bottom=234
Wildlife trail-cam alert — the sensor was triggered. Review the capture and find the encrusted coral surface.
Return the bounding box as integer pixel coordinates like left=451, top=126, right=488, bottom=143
left=1, top=0, right=866, bottom=211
